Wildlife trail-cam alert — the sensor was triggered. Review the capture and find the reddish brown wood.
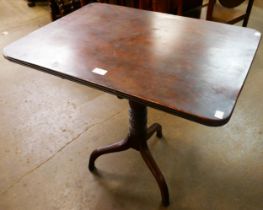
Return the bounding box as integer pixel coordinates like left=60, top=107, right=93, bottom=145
left=206, top=0, right=216, bottom=20
left=138, top=0, right=203, bottom=15
left=47, top=0, right=202, bottom=21
left=147, top=123, right=162, bottom=139
left=176, top=0, right=183, bottom=15
left=243, top=0, right=254, bottom=26
left=3, top=4, right=261, bottom=206
left=4, top=3, right=261, bottom=126
left=89, top=100, right=169, bottom=206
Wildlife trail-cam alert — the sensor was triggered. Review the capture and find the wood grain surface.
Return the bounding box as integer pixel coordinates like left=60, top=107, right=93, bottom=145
left=3, top=3, right=261, bottom=126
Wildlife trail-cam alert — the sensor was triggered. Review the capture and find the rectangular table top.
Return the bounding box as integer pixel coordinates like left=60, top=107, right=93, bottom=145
left=3, top=3, right=261, bottom=126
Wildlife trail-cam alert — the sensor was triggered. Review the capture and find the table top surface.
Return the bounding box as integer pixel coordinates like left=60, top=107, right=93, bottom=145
left=3, top=3, right=261, bottom=126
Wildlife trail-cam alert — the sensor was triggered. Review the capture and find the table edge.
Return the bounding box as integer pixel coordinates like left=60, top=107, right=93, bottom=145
left=3, top=51, right=232, bottom=127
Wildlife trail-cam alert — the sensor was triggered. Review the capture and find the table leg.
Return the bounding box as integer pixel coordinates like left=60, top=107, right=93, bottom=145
left=88, top=100, right=170, bottom=206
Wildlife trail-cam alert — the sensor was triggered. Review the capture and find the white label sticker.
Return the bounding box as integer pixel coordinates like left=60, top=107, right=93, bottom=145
left=1, top=31, right=8, bottom=35
left=214, top=110, right=225, bottom=119
left=92, top=68, right=108, bottom=75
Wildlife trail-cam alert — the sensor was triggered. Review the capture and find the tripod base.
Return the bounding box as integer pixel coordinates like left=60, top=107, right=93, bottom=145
left=88, top=100, right=169, bottom=206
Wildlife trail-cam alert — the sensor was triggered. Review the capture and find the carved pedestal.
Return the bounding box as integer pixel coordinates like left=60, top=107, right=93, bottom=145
left=89, top=100, right=169, bottom=206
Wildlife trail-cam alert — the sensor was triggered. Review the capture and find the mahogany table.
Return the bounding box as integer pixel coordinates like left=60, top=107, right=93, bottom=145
left=3, top=3, right=261, bottom=206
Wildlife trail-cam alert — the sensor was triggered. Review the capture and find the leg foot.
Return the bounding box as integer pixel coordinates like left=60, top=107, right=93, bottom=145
left=89, top=138, right=130, bottom=171
left=88, top=100, right=169, bottom=206
left=140, top=144, right=169, bottom=206
left=147, top=123, right=163, bottom=140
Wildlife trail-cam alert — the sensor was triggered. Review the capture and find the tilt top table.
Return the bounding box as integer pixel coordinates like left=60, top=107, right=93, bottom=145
left=3, top=3, right=261, bottom=206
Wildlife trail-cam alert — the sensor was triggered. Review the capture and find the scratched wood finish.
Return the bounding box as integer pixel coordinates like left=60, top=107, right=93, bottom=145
left=3, top=3, right=261, bottom=126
